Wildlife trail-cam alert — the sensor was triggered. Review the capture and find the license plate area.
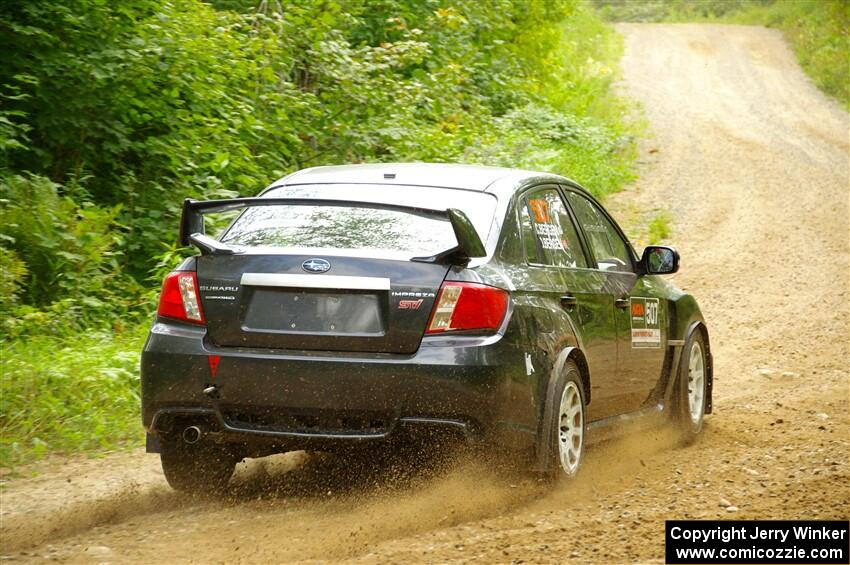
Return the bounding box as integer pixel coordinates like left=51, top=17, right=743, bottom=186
left=242, top=288, right=385, bottom=336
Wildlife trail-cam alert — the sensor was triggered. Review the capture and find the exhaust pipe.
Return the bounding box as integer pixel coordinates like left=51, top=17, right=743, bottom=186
left=182, top=425, right=202, bottom=444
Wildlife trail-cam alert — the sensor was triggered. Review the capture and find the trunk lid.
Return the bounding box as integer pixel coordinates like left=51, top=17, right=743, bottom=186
left=197, top=253, right=448, bottom=353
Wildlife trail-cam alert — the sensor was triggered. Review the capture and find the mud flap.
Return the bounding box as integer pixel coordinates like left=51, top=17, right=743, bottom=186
left=146, top=432, right=161, bottom=454
left=535, top=347, right=579, bottom=473
left=665, top=321, right=713, bottom=416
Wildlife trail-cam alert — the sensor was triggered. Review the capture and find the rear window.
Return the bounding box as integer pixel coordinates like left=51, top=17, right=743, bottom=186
left=220, top=184, right=497, bottom=257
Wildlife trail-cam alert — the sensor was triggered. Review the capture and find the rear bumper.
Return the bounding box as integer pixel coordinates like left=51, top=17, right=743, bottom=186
left=145, top=408, right=473, bottom=455
left=141, top=320, right=525, bottom=449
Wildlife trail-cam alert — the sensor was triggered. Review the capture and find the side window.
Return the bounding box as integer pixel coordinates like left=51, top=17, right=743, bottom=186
left=519, top=201, right=541, bottom=264
left=565, top=190, right=633, bottom=272
left=519, top=189, right=587, bottom=268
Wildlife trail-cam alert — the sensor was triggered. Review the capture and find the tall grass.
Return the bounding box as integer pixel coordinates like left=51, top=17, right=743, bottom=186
left=0, top=329, right=146, bottom=468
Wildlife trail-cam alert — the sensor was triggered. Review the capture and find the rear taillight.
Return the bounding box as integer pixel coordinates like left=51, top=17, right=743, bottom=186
left=157, top=271, right=205, bottom=325
left=426, top=282, right=509, bottom=334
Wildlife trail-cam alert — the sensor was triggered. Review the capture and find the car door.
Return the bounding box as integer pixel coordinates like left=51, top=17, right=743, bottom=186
left=562, top=187, right=667, bottom=413
left=517, top=186, right=620, bottom=422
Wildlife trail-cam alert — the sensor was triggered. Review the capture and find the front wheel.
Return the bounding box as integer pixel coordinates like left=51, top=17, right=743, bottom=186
left=539, top=360, right=587, bottom=479
left=673, top=330, right=708, bottom=442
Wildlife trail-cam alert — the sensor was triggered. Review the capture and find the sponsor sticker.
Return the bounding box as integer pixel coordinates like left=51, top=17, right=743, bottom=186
left=529, top=199, right=550, bottom=223
left=631, top=297, right=661, bottom=348
left=528, top=199, right=565, bottom=252
left=524, top=352, right=535, bottom=376
left=534, top=222, right=566, bottom=251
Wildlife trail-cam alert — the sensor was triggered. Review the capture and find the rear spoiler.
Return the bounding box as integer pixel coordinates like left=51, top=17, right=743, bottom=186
left=179, top=197, right=486, bottom=264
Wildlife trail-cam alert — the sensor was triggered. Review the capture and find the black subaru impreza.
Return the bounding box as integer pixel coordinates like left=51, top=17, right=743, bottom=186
left=141, top=163, right=712, bottom=493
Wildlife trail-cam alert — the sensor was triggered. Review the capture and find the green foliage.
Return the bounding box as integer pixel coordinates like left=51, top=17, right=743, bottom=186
left=594, top=0, right=850, bottom=108
left=0, top=174, right=146, bottom=337
left=0, top=175, right=121, bottom=304
left=595, top=0, right=769, bottom=22
left=0, top=80, right=32, bottom=160
left=465, top=102, right=636, bottom=198
left=0, top=329, right=146, bottom=468
left=0, top=248, right=27, bottom=313
left=461, top=3, right=638, bottom=198
left=2, top=1, right=635, bottom=276
left=648, top=211, right=672, bottom=244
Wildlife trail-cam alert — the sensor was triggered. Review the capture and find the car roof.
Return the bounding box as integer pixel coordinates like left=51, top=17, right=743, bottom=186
left=269, top=163, right=578, bottom=197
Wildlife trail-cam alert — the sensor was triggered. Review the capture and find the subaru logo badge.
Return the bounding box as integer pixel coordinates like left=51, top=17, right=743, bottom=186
left=302, top=258, right=331, bottom=273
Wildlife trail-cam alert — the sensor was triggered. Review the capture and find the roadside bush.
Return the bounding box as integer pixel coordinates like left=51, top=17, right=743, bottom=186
left=465, top=102, right=635, bottom=197
left=594, top=0, right=766, bottom=22
left=0, top=247, right=27, bottom=314
left=0, top=174, right=142, bottom=337
left=0, top=330, right=145, bottom=467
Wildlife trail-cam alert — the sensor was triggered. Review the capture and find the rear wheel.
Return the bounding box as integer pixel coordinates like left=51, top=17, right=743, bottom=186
left=540, top=360, right=587, bottom=479
left=160, top=439, right=238, bottom=495
left=674, top=330, right=707, bottom=442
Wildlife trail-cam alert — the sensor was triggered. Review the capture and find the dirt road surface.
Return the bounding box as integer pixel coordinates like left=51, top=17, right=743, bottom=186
left=2, top=23, right=848, bottom=564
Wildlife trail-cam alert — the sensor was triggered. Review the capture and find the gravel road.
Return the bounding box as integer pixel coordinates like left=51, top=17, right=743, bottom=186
left=1, top=23, right=848, bottom=564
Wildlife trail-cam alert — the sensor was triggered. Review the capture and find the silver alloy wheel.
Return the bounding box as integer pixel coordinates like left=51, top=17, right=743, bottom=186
left=687, top=341, right=706, bottom=424
left=557, top=381, right=584, bottom=475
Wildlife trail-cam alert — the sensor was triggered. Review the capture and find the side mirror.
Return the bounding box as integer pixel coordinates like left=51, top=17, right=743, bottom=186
left=640, top=245, right=679, bottom=275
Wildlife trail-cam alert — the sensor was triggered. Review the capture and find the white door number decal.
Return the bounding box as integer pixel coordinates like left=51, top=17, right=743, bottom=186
left=631, top=297, right=661, bottom=348
left=524, top=352, right=535, bottom=376
left=645, top=300, right=658, bottom=325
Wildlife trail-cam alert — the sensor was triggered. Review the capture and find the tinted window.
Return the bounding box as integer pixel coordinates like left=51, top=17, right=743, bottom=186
left=565, top=191, right=633, bottom=272
left=520, top=189, right=587, bottom=268
left=221, top=184, right=496, bottom=258
left=519, top=200, right=541, bottom=264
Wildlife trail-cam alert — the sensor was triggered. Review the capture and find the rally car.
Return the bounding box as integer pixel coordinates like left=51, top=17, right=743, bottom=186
left=141, top=163, right=712, bottom=493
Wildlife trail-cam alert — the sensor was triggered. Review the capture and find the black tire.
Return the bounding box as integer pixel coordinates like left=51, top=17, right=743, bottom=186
left=673, top=329, right=708, bottom=442
left=538, top=360, right=587, bottom=480
left=160, top=440, right=238, bottom=495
